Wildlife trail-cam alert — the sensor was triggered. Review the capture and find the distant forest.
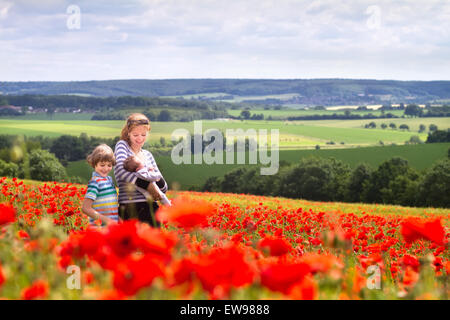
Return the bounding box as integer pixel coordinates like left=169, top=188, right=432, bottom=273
left=1, top=79, right=450, bottom=106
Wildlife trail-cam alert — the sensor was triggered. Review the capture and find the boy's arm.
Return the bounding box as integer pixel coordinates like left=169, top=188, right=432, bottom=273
left=81, top=198, right=116, bottom=225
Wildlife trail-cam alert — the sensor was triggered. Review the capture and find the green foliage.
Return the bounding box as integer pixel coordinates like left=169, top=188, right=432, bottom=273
left=29, top=149, right=67, bottom=182
left=346, top=163, right=373, bottom=202
left=404, top=104, right=423, bottom=117
left=362, top=157, right=419, bottom=205
left=276, top=157, right=351, bottom=201
left=240, top=110, right=250, bottom=119
left=418, top=159, right=450, bottom=208
left=429, top=124, right=438, bottom=132
left=419, top=124, right=426, bottom=133
left=426, top=129, right=450, bottom=143
left=158, top=110, right=172, bottom=122
left=0, top=159, right=19, bottom=177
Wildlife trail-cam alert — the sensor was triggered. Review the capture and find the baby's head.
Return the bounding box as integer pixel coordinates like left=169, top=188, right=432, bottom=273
left=123, top=155, right=144, bottom=172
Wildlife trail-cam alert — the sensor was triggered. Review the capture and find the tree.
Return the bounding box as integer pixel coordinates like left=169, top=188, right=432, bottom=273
left=381, top=123, right=387, bottom=129
left=404, top=104, right=422, bottom=117
left=144, top=110, right=157, bottom=121
left=158, top=110, right=172, bottom=122
left=202, top=176, right=222, bottom=192
left=0, top=159, right=19, bottom=177
left=365, top=122, right=376, bottom=129
left=240, top=110, right=250, bottom=120
left=399, top=124, right=409, bottom=131
left=389, top=123, right=397, bottom=130
left=276, top=157, right=350, bottom=201
left=418, top=160, right=450, bottom=208
left=50, top=135, right=84, bottom=161
left=362, top=157, right=418, bottom=205
left=346, top=163, right=373, bottom=202
left=29, top=149, right=67, bottom=182
left=426, top=129, right=450, bottom=143
left=407, top=135, right=423, bottom=144
left=418, top=124, right=426, bottom=133
left=429, top=124, right=438, bottom=132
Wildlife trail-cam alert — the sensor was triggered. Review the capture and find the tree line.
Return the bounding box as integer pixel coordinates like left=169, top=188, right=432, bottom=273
left=201, top=156, right=450, bottom=208
left=0, top=94, right=231, bottom=112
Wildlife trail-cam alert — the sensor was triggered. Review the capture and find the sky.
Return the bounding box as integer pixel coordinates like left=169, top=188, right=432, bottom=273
left=0, top=0, right=449, bottom=81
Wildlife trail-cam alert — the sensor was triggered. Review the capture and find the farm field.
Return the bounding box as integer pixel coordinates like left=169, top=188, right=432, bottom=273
left=67, top=143, right=450, bottom=188
left=0, top=118, right=444, bottom=148
left=0, top=178, right=448, bottom=300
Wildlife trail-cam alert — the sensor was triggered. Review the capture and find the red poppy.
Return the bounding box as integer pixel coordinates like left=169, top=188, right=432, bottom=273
left=105, top=220, right=141, bottom=257
left=21, top=280, right=49, bottom=300
left=193, top=245, right=256, bottom=295
left=0, top=263, right=5, bottom=287
left=288, top=275, right=318, bottom=300
left=401, top=218, right=446, bottom=246
left=137, top=224, right=177, bottom=261
left=260, top=260, right=311, bottom=294
left=258, top=236, right=292, bottom=256
left=400, top=254, right=420, bottom=272
left=156, top=197, right=216, bottom=230
left=113, top=254, right=164, bottom=296
left=0, top=203, right=16, bottom=226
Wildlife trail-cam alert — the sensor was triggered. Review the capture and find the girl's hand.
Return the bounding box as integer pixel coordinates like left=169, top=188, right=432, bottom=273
left=147, top=183, right=162, bottom=201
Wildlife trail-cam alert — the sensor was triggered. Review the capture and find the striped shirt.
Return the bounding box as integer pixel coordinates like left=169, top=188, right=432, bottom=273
left=114, top=140, right=168, bottom=204
left=85, top=172, right=119, bottom=225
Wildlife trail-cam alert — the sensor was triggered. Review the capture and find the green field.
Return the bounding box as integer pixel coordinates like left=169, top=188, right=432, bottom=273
left=1, top=118, right=447, bottom=148
left=67, top=143, right=450, bottom=189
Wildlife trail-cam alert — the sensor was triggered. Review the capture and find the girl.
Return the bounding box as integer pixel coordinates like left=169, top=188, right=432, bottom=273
left=114, top=113, right=168, bottom=226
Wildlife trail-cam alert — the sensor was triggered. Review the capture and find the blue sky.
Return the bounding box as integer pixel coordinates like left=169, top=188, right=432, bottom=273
left=0, top=0, right=449, bottom=81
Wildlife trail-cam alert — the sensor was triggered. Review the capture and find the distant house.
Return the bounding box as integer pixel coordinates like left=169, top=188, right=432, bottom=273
left=0, top=105, right=23, bottom=116
left=0, top=105, right=22, bottom=112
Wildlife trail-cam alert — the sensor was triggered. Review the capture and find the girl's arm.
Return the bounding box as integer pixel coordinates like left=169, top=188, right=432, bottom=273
left=145, top=151, right=168, bottom=193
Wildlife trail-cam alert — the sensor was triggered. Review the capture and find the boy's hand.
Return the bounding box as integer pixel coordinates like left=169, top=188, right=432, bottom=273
left=100, top=215, right=118, bottom=226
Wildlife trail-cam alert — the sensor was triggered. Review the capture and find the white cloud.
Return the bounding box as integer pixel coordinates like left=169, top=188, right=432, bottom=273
left=0, top=0, right=449, bottom=81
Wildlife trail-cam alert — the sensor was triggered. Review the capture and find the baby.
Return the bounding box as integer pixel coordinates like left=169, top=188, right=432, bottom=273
left=123, top=155, right=171, bottom=206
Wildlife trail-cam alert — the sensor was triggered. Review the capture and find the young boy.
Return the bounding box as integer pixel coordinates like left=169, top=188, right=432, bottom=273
left=123, top=155, right=171, bottom=206
left=82, top=144, right=119, bottom=226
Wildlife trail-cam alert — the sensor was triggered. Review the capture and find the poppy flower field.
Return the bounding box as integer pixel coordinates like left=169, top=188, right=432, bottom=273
left=0, top=177, right=448, bottom=300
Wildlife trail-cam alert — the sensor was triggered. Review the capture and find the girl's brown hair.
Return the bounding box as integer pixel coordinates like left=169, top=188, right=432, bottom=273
left=120, top=113, right=151, bottom=145
left=86, top=144, right=116, bottom=168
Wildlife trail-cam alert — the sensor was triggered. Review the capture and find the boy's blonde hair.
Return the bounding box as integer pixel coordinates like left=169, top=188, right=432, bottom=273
left=86, top=144, right=116, bottom=168
left=120, top=113, right=151, bottom=146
